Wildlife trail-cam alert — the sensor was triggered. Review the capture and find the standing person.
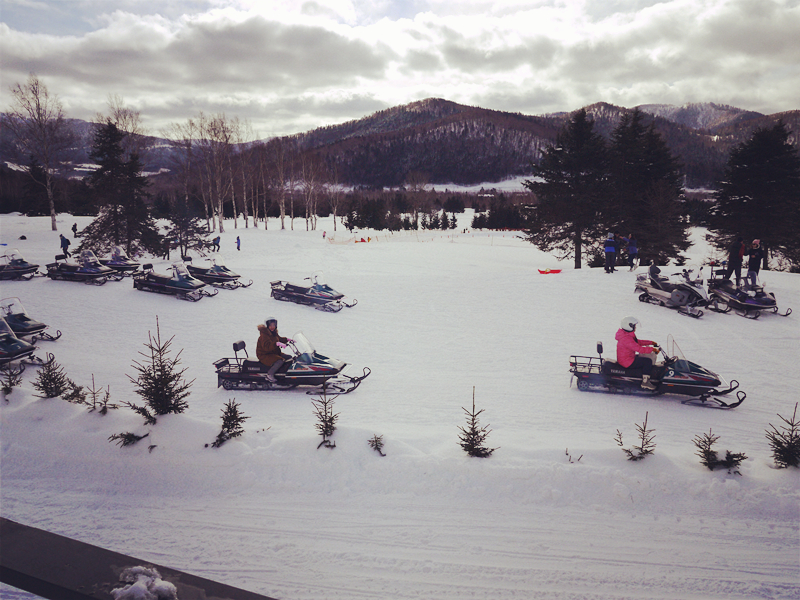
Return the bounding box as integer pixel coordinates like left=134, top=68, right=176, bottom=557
left=621, top=233, right=638, bottom=270
left=604, top=233, right=617, bottom=273
left=743, top=239, right=764, bottom=288
left=615, top=317, right=660, bottom=390
left=59, top=233, right=71, bottom=258
left=213, top=236, right=221, bottom=252
left=722, top=237, right=745, bottom=287
left=236, top=236, right=241, bottom=251
left=71, top=223, right=78, bottom=237
left=256, top=317, right=293, bottom=383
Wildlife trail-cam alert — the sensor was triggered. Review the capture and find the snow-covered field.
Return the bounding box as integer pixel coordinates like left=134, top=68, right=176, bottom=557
left=1, top=212, right=798, bottom=600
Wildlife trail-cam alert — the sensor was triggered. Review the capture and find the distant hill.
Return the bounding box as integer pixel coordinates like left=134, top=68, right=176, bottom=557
left=2, top=99, right=798, bottom=190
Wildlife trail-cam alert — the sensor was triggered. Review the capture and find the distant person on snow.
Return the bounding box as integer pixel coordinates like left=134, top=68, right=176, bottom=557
left=604, top=233, right=617, bottom=273
left=213, top=236, right=221, bottom=252
left=615, top=316, right=660, bottom=390
left=722, top=237, right=745, bottom=287
left=620, top=234, right=638, bottom=270
left=59, top=234, right=71, bottom=258
left=236, top=236, right=241, bottom=251
left=72, top=223, right=78, bottom=237
left=256, top=317, right=294, bottom=383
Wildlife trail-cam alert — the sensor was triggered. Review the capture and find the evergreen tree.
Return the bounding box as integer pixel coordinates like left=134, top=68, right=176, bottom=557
left=523, top=109, right=610, bottom=268
left=608, top=109, right=689, bottom=264
left=79, top=121, right=162, bottom=256
left=127, top=318, right=193, bottom=422
left=710, top=122, right=800, bottom=269
left=211, top=399, right=250, bottom=448
left=164, top=193, right=209, bottom=258
left=457, top=388, right=496, bottom=458
left=32, top=360, right=70, bottom=399
left=765, top=403, right=800, bottom=468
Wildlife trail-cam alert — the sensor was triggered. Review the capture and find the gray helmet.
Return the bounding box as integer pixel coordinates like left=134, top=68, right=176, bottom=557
left=621, top=316, right=639, bottom=332
left=265, top=317, right=277, bottom=327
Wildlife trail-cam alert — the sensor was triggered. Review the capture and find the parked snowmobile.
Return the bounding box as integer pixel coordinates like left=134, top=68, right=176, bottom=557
left=706, top=266, right=792, bottom=319
left=184, top=255, right=252, bottom=289
left=132, top=262, right=218, bottom=301
left=635, top=265, right=708, bottom=318
left=0, top=297, right=61, bottom=343
left=0, top=249, right=41, bottom=281
left=213, top=332, right=370, bottom=394
left=569, top=337, right=745, bottom=409
left=270, top=272, right=357, bottom=312
left=45, top=250, right=123, bottom=284
left=99, top=245, right=141, bottom=275
left=0, top=317, right=54, bottom=367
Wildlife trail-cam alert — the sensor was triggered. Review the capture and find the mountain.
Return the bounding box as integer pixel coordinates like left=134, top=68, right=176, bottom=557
left=2, top=100, right=798, bottom=191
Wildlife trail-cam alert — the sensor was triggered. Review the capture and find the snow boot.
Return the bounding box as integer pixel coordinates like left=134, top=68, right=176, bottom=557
left=641, top=375, right=656, bottom=390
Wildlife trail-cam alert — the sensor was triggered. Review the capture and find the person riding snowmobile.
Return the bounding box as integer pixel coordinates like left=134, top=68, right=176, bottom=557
left=256, top=317, right=293, bottom=382
left=615, top=317, right=660, bottom=390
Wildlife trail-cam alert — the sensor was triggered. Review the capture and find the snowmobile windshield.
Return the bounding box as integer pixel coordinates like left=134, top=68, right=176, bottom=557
left=0, top=317, right=15, bottom=337
left=112, top=246, right=129, bottom=260
left=80, top=250, right=101, bottom=266
left=0, top=298, right=25, bottom=318
left=211, top=255, right=227, bottom=268
left=291, top=332, right=316, bottom=364
left=172, top=263, right=192, bottom=280
left=2, top=250, right=25, bottom=265
left=310, top=271, right=326, bottom=286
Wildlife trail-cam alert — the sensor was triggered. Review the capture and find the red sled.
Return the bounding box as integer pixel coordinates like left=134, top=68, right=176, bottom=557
left=538, top=269, right=562, bottom=274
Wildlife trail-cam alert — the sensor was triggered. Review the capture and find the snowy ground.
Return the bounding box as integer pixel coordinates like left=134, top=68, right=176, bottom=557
left=1, top=212, right=798, bottom=600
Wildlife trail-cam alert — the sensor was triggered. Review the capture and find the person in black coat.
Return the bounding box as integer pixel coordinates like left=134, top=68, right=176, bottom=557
left=744, top=239, right=765, bottom=288
left=723, top=237, right=744, bottom=287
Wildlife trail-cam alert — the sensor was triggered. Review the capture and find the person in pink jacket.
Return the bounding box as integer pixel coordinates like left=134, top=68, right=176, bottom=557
left=615, top=316, right=660, bottom=390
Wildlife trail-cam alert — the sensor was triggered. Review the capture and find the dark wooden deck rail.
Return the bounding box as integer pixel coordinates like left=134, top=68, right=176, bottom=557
left=0, top=517, right=277, bottom=600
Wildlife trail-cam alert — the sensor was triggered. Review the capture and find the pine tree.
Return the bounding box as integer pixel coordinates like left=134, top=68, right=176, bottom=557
left=32, top=360, right=70, bottom=399
left=79, top=121, right=162, bottom=256
left=164, top=193, right=209, bottom=258
left=765, top=403, right=800, bottom=468
left=614, top=412, right=656, bottom=461
left=523, top=109, right=610, bottom=268
left=711, top=122, right=800, bottom=269
left=127, top=317, right=192, bottom=423
left=457, top=387, right=496, bottom=458
left=607, top=110, right=689, bottom=265
left=692, top=429, right=747, bottom=474
left=1, top=363, right=25, bottom=397
left=312, top=390, right=339, bottom=449
left=211, top=399, right=250, bottom=447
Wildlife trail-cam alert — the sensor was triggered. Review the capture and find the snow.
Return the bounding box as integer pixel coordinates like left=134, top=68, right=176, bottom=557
left=1, top=212, right=798, bottom=600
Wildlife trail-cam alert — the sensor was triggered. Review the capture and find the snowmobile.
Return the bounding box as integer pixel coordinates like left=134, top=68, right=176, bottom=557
left=0, top=249, right=40, bottom=281
left=634, top=265, right=708, bottom=318
left=99, top=245, right=141, bottom=275
left=0, top=317, right=54, bottom=368
left=569, top=337, right=745, bottom=409
left=184, top=255, right=252, bottom=289
left=132, top=262, right=219, bottom=301
left=213, top=332, right=370, bottom=394
left=0, top=297, right=61, bottom=343
left=706, top=266, right=792, bottom=319
left=0, top=249, right=41, bottom=280
left=45, top=250, right=123, bottom=284
left=270, top=272, right=357, bottom=312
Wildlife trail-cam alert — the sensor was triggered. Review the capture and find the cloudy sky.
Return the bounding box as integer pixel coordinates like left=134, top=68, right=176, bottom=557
left=1, top=0, right=798, bottom=139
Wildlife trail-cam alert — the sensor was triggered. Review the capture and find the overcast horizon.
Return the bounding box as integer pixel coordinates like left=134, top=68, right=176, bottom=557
left=2, top=0, right=799, bottom=140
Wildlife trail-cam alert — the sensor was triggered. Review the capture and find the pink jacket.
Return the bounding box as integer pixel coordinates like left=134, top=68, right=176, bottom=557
left=615, top=328, right=655, bottom=367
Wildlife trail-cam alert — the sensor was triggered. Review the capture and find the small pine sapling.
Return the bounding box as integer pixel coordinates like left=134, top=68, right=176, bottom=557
left=458, top=387, right=496, bottom=458
left=615, top=412, right=656, bottom=461
left=692, top=429, right=747, bottom=475
left=565, top=448, right=582, bottom=463
left=127, top=317, right=193, bottom=418
left=62, top=380, right=87, bottom=405
left=765, top=403, right=800, bottom=468
left=211, top=399, right=250, bottom=448
left=369, top=434, right=386, bottom=456
left=32, top=360, right=70, bottom=398
left=1, top=363, right=25, bottom=397
left=313, top=389, right=339, bottom=449
left=86, top=375, right=117, bottom=414
left=108, top=432, right=150, bottom=447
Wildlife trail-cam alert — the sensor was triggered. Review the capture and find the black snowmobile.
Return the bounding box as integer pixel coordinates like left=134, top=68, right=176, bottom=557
left=0, top=249, right=41, bottom=281
left=132, top=262, right=219, bottom=301
left=0, top=317, right=54, bottom=368
left=0, top=297, right=61, bottom=343
left=706, top=266, right=792, bottom=319
left=271, top=272, right=357, bottom=312
left=99, top=245, right=141, bottom=275
left=569, top=338, right=745, bottom=409
left=213, top=332, right=370, bottom=394
left=634, top=265, right=708, bottom=318
left=45, top=250, right=123, bottom=284
left=184, top=255, right=252, bottom=289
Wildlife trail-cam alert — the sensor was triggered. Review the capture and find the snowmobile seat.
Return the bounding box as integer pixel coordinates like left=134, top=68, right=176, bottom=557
left=243, top=358, right=268, bottom=372
left=601, top=360, right=643, bottom=378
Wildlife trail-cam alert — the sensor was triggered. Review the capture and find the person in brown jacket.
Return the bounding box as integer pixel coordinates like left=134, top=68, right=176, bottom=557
left=257, top=317, right=293, bottom=382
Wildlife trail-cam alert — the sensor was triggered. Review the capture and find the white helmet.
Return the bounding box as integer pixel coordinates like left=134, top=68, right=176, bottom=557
left=621, top=316, right=639, bottom=332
